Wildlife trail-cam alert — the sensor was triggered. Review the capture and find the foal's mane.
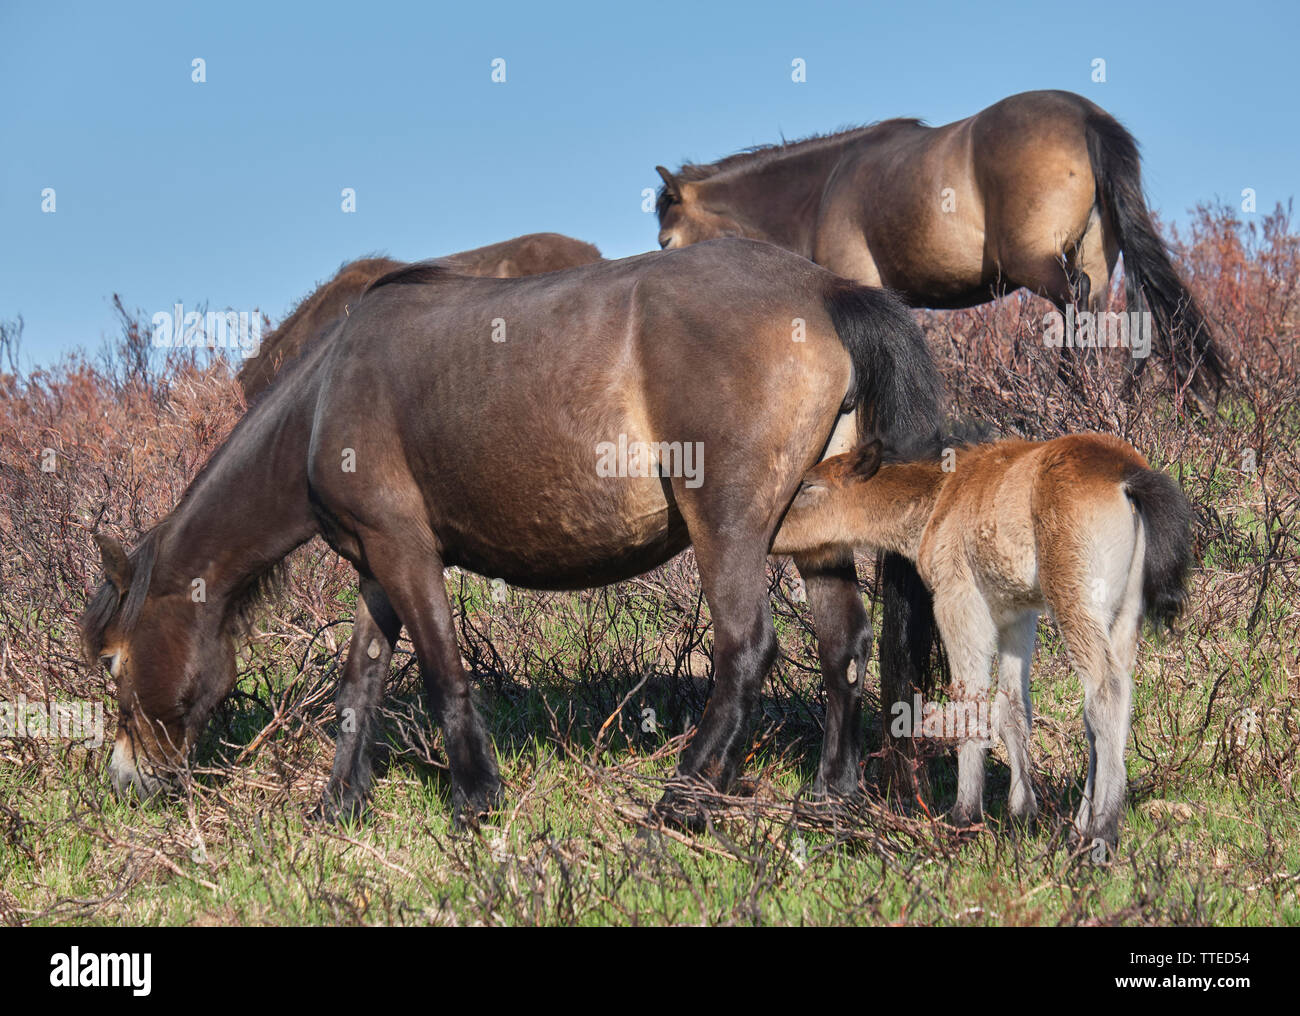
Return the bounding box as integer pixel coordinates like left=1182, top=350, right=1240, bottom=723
left=656, top=118, right=925, bottom=217
left=880, top=418, right=991, bottom=465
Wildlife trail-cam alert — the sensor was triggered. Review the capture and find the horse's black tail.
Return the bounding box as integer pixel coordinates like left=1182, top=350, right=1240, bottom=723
left=1123, top=465, right=1195, bottom=630
left=824, top=283, right=943, bottom=791
left=1085, top=112, right=1224, bottom=392
left=823, top=283, right=944, bottom=452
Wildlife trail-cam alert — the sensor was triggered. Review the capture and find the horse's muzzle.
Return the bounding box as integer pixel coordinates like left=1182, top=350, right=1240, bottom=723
left=109, top=728, right=166, bottom=801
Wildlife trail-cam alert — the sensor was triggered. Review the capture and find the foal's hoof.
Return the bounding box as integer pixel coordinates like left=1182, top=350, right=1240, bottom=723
left=810, top=770, right=865, bottom=805
left=948, top=804, right=984, bottom=830
left=1070, top=831, right=1119, bottom=866
left=798, top=783, right=862, bottom=825
left=1004, top=800, right=1039, bottom=837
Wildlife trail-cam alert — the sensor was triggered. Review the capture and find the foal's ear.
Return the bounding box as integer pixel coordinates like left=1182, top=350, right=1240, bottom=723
left=655, top=166, right=683, bottom=203
left=849, top=440, right=884, bottom=481
left=94, top=533, right=132, bottom=594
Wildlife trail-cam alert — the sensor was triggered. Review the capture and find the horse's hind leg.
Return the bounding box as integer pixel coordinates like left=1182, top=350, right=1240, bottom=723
left=657, top=538, right=777, bottom=825
left=994, top=611, right=1038, bottom=823
left=319, top=576, right=402, bottom=822
left=796, top=552, right=872, bottom=801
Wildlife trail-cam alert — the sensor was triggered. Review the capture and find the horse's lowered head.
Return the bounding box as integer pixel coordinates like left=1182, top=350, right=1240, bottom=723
left=654, top=166, right=750, bottom=249
left=80, top=529, right=241, bottom=801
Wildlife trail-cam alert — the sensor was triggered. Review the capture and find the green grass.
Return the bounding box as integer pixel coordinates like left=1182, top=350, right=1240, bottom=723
left=3, top=569, right=1296, bottom=926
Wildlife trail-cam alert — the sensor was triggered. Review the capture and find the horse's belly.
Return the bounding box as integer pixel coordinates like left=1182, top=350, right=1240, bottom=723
left=434, top=472, right=689, bottom=590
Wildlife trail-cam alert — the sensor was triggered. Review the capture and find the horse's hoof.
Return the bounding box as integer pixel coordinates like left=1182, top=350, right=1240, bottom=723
left=650, top=787, right=707, bottom=833
left=809, top=771, right=864, bottom=805
left=312, top=791, right=368, bottom=826
left=452, top=780, right=504, bottom=829
left=798, top=785, right=862, bottom=824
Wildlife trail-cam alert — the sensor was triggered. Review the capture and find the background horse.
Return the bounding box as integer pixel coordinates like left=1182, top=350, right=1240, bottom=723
left=81, top=238, right=943, bottom=827
left=774, top=433, right=1193, bottom=854
left=655, top=89, right=1216, bottom=781
left=235, top=233, right=603, bottom=400
left=655, top=89, right=1222, bottom=393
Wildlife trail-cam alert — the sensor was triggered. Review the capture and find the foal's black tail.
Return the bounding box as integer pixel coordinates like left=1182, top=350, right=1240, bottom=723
left=1086, top=112, right=1224, bottom=393
left=1123, top=465, right=1195, bottom=630
left=824, top=283, right=944, bottom=777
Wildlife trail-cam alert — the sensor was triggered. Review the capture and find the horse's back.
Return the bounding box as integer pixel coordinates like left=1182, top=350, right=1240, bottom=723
left=305, top=240, right=856, bottom=589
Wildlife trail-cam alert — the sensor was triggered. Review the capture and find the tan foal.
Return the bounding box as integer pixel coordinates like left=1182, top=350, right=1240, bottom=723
left=774, top=433, right=1193, bottom=854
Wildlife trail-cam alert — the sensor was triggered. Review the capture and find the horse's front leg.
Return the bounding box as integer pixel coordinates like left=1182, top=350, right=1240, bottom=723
left=357, top=532, right=502, bottom=827
left=795, top=552, right=872, bottom=801
left=319, top=576, right=402, bottom=822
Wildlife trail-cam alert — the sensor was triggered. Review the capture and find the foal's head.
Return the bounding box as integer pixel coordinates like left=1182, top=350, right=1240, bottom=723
left=80, top=530, right=239, bottom=800
left=654, top=166, right=747, bottom=249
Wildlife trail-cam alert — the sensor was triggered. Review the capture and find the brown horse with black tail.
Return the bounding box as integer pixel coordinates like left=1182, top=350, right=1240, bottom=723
left=82, top=238, right=943, bottom=827
left=655, top=89, right=1222, bottom=393
left=236, top=233, right=603, bottom=401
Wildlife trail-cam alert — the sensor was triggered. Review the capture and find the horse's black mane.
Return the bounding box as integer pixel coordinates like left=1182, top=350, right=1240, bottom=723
left=82, top=515, right=285, bottom=653
left=365, top=261, right=458, bottom=293
left=81, top=524, right=166, bottom=654
left=656, top=118, right=926, bottom=218
left=83, top=370, right=309, bottom=651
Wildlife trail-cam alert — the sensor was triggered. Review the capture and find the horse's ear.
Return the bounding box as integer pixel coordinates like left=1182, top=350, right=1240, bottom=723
left=655, top=166, right=683, bottom=203
left=850, top=440, right=884, bottom=480
left=94, top=533, right=132, bottom=594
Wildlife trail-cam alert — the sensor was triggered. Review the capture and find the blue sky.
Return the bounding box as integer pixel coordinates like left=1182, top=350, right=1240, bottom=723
left=2, top=0, right=1296, bottom=367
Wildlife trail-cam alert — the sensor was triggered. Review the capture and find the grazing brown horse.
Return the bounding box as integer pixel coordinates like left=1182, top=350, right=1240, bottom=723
left=236, top=233, right=603, bottom=400
left=774, top=433, right=1193, bottom=854
left=82, top=239, right=943, bottom=826
left=655, top=89, right=1222, bottom=391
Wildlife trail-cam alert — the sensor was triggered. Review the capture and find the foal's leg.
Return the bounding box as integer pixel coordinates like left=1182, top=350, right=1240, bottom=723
left=796, top=552, right=873, bottom=800
left=1076, top=533, right=1145, bottom=855
left=362, top=534, right=501, bottom=825
left=933, top=586, right=997, bottom=827
left=1073, top=647, right=1133, bottom=855
left=1052, top=601, right=1131, bottom=855
left=993, top=611, right=1038, bottom=823
left=320, top=576, right=402, bottom=822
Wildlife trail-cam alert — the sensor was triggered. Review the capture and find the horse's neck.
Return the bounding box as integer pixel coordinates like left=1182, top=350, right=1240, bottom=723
left=158, top=388, right=319, bottom=610
left=702, top=144, right=854, bottom=257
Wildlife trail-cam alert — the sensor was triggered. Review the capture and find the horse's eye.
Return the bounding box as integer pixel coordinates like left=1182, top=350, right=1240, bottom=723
left=659, top=236, right=672, bottom=249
